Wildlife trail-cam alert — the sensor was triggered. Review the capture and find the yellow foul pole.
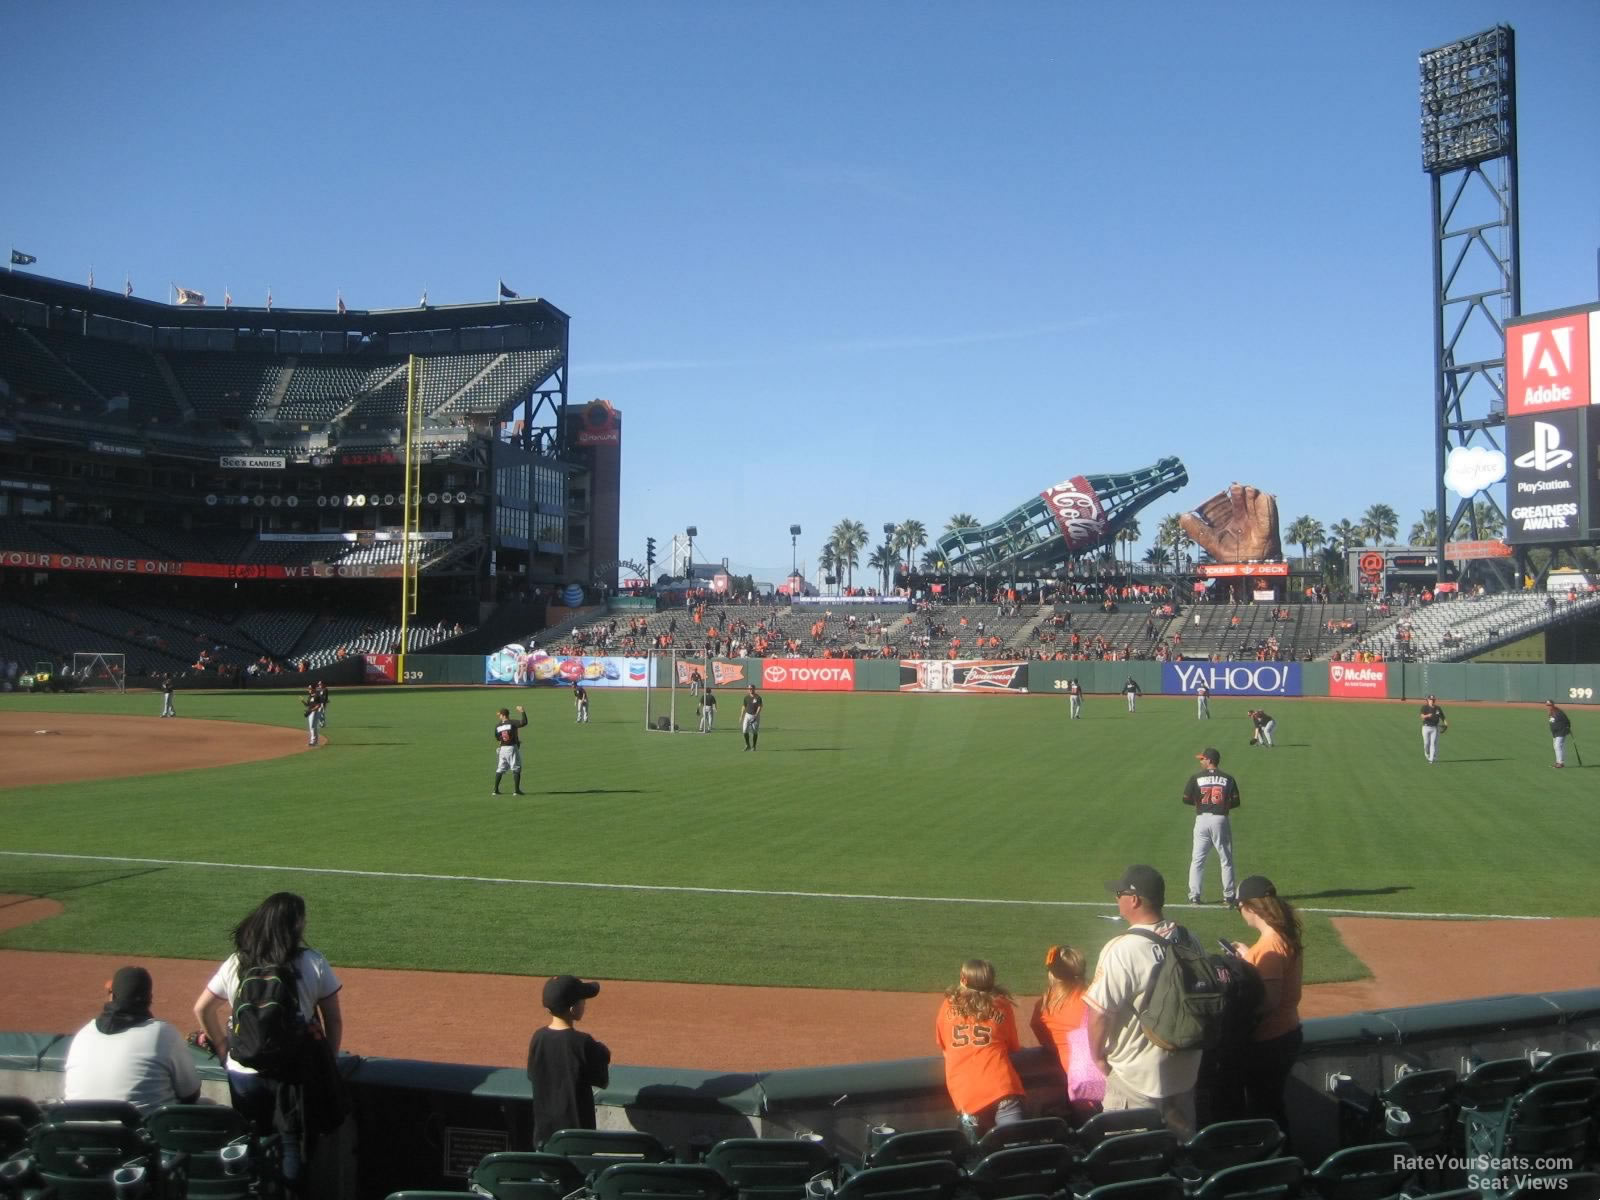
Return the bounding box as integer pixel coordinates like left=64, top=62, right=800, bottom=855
left=398, top=355, right=420, bottom=683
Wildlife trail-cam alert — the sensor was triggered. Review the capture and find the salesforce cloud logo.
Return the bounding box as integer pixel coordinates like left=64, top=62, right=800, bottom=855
left=1443, top=445, right=1507, bottom=496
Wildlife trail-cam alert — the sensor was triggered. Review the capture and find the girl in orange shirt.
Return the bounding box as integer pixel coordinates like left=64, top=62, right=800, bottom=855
left=934, top=959, right=1023, bottom=1134
left=1229, top=875, right=1304, bottom=1139
left=1028, top=945, right=1105, bottom=1125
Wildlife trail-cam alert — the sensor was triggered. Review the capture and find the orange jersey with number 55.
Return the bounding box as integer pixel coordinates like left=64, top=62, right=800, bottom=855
left=935, top=996, right=1022, bottom=1114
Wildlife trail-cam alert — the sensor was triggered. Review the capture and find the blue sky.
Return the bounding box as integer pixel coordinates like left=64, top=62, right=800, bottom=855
left=6, top=2, right=1598, bottom=584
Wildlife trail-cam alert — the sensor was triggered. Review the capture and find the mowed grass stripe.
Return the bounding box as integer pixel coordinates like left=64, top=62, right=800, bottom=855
left=0, top=687, right=1594, bottom=993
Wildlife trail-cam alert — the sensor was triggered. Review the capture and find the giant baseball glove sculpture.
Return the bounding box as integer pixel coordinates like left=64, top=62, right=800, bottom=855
left=1180, top=482, right=1283, bottom=562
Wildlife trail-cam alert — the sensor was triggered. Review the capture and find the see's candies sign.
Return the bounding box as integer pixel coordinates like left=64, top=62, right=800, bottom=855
left=1329, top=662, right=1388, bottom=698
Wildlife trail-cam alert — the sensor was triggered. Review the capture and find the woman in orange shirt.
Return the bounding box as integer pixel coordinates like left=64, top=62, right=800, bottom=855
left=1229, top=875, right=1304, bottom=1137
left=1028, top=945, right=1105, bottom=1125
left=934, top=959, right=1023, bottom=1134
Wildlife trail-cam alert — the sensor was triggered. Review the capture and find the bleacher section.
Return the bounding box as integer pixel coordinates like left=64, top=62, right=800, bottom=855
left=1352, top=592, right=1600, bottom=662
left=0, top=319, right=100, bottom=412
left=28, top=325, right=182, bottom=424
left=165, top=353, right=284, bottom=419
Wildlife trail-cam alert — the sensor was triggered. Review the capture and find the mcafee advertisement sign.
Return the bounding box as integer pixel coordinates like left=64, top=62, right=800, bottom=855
left=1329, top=662, right=1387, bottom=698
left=761, top=659, right=854, bottom=691
left=1506, top=312, right=1590, bottom=417
left=1506, top=409, right=1582, bottom=544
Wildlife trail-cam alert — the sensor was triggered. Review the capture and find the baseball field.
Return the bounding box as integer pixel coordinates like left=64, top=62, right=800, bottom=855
left=1, top=685, right=1595, bottom=1002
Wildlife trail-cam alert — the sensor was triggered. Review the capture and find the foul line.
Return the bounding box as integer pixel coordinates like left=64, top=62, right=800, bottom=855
left=0, top=850, right=1548, bottom=922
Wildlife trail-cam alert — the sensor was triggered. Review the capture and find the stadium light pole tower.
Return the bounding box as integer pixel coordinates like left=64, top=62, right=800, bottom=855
left=1420, top=26, right=1519, bottom=588
left=686, top=526, right=697, bottom=582
left=789, top=524, right=801, bottom=579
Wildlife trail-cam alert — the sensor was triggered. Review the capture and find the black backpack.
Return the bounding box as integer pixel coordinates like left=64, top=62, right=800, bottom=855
left=1125, top=926, right=1255, bottom=1052
left=229, top=960, right=308, bottom=1078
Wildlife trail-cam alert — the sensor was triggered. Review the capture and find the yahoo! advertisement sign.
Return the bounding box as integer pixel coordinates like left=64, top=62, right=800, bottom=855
left=1163, top=662, right=1301, bottom=697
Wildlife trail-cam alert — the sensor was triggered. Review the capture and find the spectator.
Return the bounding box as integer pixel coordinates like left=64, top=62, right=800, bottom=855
left=528, top=975, right=611, bottom=1147
left=64, top=966, right=200, bottom=1114
left=1085, top=865, right=1205, bottom=1136
left=1228, top=876, right=1304, bottom=1138
left=193, top=892, right=344, bottom=1192
left=1029, top=945, right=1105, bottom=1124
left=935, top=959, right=1023, bottom=1135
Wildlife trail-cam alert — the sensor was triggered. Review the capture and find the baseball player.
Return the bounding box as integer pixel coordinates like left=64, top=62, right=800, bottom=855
left=1419, top=694, right=1447, bottom=764
left=1248, top=708, right=1276, bottom=748
left=1183, top=747, right=1241, bottom=906
left=740, top=685, right=763, bottom=751
left=1546, top=699, right=1572, bottom=768
left=160, top=674, right=176, bottom=719
left=573, top=682, right=589, bottom=724
left=1123, top=677, right=1141, bottom=713
left=1196, top=683, right=1210, bottom=720
left=302, top=688, right=323, bottom=747
left=493, top=705, right=528, bottom=796
left=698, top=688, right=716, bottom=734
left=313, top=680, right=329, bottom=735
left=689, top=669, right=703, bottom=697
left=1068, top=678, right=1083, bottom=720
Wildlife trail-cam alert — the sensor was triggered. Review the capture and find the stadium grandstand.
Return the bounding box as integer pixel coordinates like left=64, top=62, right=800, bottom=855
left=0, top=271, right=619, bottom=685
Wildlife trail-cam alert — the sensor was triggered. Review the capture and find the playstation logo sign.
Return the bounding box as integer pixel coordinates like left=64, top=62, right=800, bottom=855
left=1512, top=421, right=1573, bottom=472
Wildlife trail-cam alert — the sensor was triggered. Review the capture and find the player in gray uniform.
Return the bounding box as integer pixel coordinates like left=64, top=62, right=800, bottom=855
left=494, top=705, right=528, bottom=795
left=1248, top=708, right=1275, bottom=748
left=1546, top=699, right=1572, bottom=768
left=1123, top=677, right=1141, bottom=713
left=303, top=689, right=323, bottom=747
left=160, top=674, right=176, bottom=718
left=573, top=683, right=590, bottom=724
left=698, top=688, right=716, bottom=733
left=740, top=686, right=763, bottom=751
left=1418, top=695, right=1446, bottom=764
left=1183, top=747, right=1240, bottom=906
left=1195, top=683, right=1210, bottom=720
left=1068, top=678, right=1083, bottom=720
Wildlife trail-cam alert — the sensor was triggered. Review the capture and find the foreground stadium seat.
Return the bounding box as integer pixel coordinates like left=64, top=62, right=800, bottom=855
left=1075, top=1131, right=1179, bottom=1191
left=38, top=1102, right=144, bottom=1130
left=142, top=1104, right=264, bottom=1200
left=0, top=1097, right=43, bottom=1129
left=830, top=1160, right=961, bottom=1200
left=1081, top=1176, right=1186, bottom=1200
left=1503, top=1174, right=1600, bottom=1200
left=1305, top=1141, right=1412, bottom=1200
left=862, top=1129, right=969, bottom=1170
left=1189, top=1157, right=1304, bottom=1200
left=1332, top=1068, right=1455, bottom=1157
left=971, top=1118, right=1072, bottom=1157
left=1176, top=1120, right=1285, bottom=1183
left=385, top=1192, right=481, bottom=1200
left=962, top=1143, right=1072, bottom=1199
left=1531, top=1049, right=1600, bottom=1081
left=27, top=1121, right=170, bottom=1200
left=592, top=1163, right=729, bottom=1200
left=469, top=1151, right=586, bottom=1200
left=539, top=1129, right=672, bottom=1179
left=1075, top=1109, right=1166, bottom=1149
left=701, top=1138, right=836, bottom=1200
left=1473, top=1076, right=1600, bottom=1163
left=0, top=1114, right=29, bottom=1159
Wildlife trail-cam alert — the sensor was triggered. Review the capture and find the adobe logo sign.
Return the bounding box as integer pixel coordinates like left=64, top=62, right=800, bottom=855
left=1507, top=314, right=1590, bottom=417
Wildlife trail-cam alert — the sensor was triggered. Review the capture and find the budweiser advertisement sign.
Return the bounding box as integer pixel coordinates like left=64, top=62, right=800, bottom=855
left=1506, top=311, right=1592, bottom=417
left=1039, top=476, right=1108, bottom=550
left=1195, top=561, right=1290, bottom=578
left=899, top=659, right=1028, bottom=693
left=1329, top=661, right=1388, bottom=698
left=761, top=659, right=854, bottom=691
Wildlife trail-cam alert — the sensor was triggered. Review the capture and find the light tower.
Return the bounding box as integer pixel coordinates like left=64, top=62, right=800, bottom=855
left=1420, top=26, right=1519, bottom=586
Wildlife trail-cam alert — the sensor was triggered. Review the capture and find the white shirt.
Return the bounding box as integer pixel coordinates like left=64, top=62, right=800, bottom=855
left=1084, top=919, right=1203, bottom=1099
left=64, top=1018, right=201, bottom=1113
left=206, top=947, right=342, bottom=1076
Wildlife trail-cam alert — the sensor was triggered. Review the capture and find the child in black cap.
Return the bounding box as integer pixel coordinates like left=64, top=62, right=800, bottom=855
left=527, top=974, right=611, bottom=1147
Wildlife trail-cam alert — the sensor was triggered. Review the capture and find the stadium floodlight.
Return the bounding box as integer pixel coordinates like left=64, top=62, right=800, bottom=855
left=686, top=526, right=697, bottom=579
left=789, top=524, right=801, bottom=577
left=1419, top=26, right=1515, bottom=174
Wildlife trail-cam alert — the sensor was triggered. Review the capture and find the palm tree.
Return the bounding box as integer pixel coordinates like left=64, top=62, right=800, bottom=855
left=1330, top=519, right=1364, bottom=550
left=1285, top=515, right=1325, bottom=568
left=1143, top=545, right=1171, bottom=572
left=1361, top=503, right=1399, bottom=545
left=867, top=543, right=895, bottom=593
left=818, top=542, right=838, bottom=592
left=1155, top=513, right=1185, bottom=570
left=1472, top=500, right=1505, bottom=540
left=1116, top=517, right=1141, bottom=568
left=894, top=519, right=928, bottom=572
left=945, top=513, right=979, bottom=533
left=1408, top=509, right=1437, bottom=547
left=1319, top=544, right=1347, bottom=597
left=829, top=519, right=869, bottom=591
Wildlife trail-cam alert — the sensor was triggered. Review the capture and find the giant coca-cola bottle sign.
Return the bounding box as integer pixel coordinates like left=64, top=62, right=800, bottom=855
left=1041, top=475, right=1108, bottom=549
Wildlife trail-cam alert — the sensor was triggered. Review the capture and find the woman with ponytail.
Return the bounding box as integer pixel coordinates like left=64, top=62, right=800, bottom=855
left=1029, top=945, right=1105, bottom=1124
left=934, top=959, right=1024, bottom=1133
left=1229, top=876, right=1303, bottom=1136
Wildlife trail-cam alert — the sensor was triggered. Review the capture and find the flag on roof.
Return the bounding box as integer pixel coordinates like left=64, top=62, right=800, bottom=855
left=176, top=286, right=205, bottom=306
left=124, top=277, right=133, bottom=298
left=87, top=267, right=95, bottom=290
left=498, top=279, right=518, bottom=299
left=224, top=289, right=233, bottom=309
left=266, top=287, right=273, bottom=311
left=9, top=250, right=36, bottom=266
left=336, top=291, right=347, bottom=315
left=419, top=289, right=428, bottom=307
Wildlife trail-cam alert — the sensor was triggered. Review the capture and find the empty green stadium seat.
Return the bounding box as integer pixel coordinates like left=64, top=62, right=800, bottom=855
left=1306, top=1141, right=1412, bottom=1200
left=1190, top=1157, right=1304, bottom=1200
left=1076, top=1109, right=1167, bottom=1149
left=830, top=1160, right=961, bottom=1200
left=143, top=1105, right=267, bottom=1200
left=1076, top=1130, right=1179, bottom=1190
left=701, top=1138, right=836, bottom=1200
left=539, top=1129, right=672, bottom=1180
left=971, top=1118, right=1071, bottom=1157
left=862, top=1130, right=970, bottom=1170
left=1176, top=1120, right=1285, bottom=1182
left=470, top=1151, right=586, bottom=1200
left=27, top=1121, right=168, bottom=1200
left=1081, top=1176, right=1186, bottom=1200
left=592, top=1162, right=730, bottom=1200
left=963, top=1144, right=1072, bottom=1199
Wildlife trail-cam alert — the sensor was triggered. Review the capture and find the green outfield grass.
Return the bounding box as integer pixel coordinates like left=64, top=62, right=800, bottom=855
left=0, top=685, right=1594, bottom=996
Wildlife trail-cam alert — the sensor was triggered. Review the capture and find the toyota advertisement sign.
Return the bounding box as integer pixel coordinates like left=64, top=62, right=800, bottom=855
left=1506, top=408, right=1581, bottom=544
left=1329, top=662, right=1387, bottom=698
left=1163, top=662, right=1302, bottom=697
left=760, top=659, right=855, bottom=691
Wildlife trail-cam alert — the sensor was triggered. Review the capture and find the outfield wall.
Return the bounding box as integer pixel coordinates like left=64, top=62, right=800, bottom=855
left=374, top=654, right=1600, bottom=703
left=4, top=989, right=1599, bottom=1195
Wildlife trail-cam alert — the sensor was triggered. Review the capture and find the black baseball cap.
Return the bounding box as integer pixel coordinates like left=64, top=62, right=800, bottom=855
left=108, top=966, right=153, bottom=1005
left=542, top=974, right=600, bottom=1013
left=1106, top=864, right=1165, bottom=908
left=1198, top=747, right=1221, bottom=765
left=1237, top=875, right=1277, bottom=902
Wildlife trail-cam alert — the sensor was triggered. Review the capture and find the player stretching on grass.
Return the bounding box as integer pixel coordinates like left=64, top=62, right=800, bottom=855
left=573, top=683, right=589, bottom=724
left=494, top=705, right=528, bottom=796
left=740, top=685, right=763, bottom=751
